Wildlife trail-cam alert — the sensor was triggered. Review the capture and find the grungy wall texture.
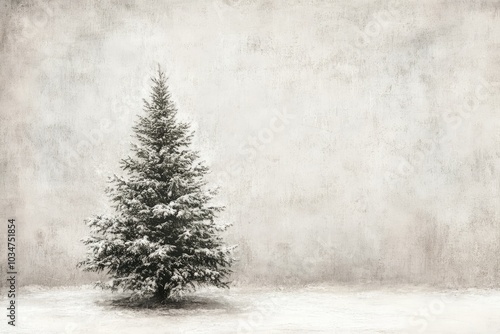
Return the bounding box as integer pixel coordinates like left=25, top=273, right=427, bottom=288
left=0, top=0, right=500, bottom=287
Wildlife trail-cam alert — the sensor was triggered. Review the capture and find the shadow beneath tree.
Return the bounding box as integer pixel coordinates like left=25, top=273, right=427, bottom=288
left=96, top=293, right=241, bottom=314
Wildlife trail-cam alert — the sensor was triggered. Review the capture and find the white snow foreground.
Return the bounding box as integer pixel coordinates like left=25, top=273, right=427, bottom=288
left=3, top=284, right=500, bottom=333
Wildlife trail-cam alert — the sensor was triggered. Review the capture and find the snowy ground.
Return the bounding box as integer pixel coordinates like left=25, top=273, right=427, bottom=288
left=3, top=284, right=500, bottom=333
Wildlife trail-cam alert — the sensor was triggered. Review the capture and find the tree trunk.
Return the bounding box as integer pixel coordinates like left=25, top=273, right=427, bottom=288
left=155, top=282, right=170, bottom=302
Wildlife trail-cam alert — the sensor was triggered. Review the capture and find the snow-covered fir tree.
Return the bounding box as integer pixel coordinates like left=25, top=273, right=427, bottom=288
left=78, top=69, right=235, bottom=301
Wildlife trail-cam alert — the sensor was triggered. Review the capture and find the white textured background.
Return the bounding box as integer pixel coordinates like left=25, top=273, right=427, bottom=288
left=1, top=0, right=500, bottom=287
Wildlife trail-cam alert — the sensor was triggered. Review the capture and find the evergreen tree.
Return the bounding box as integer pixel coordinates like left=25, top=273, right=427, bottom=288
left=78, top=69, right=235, bottom=301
